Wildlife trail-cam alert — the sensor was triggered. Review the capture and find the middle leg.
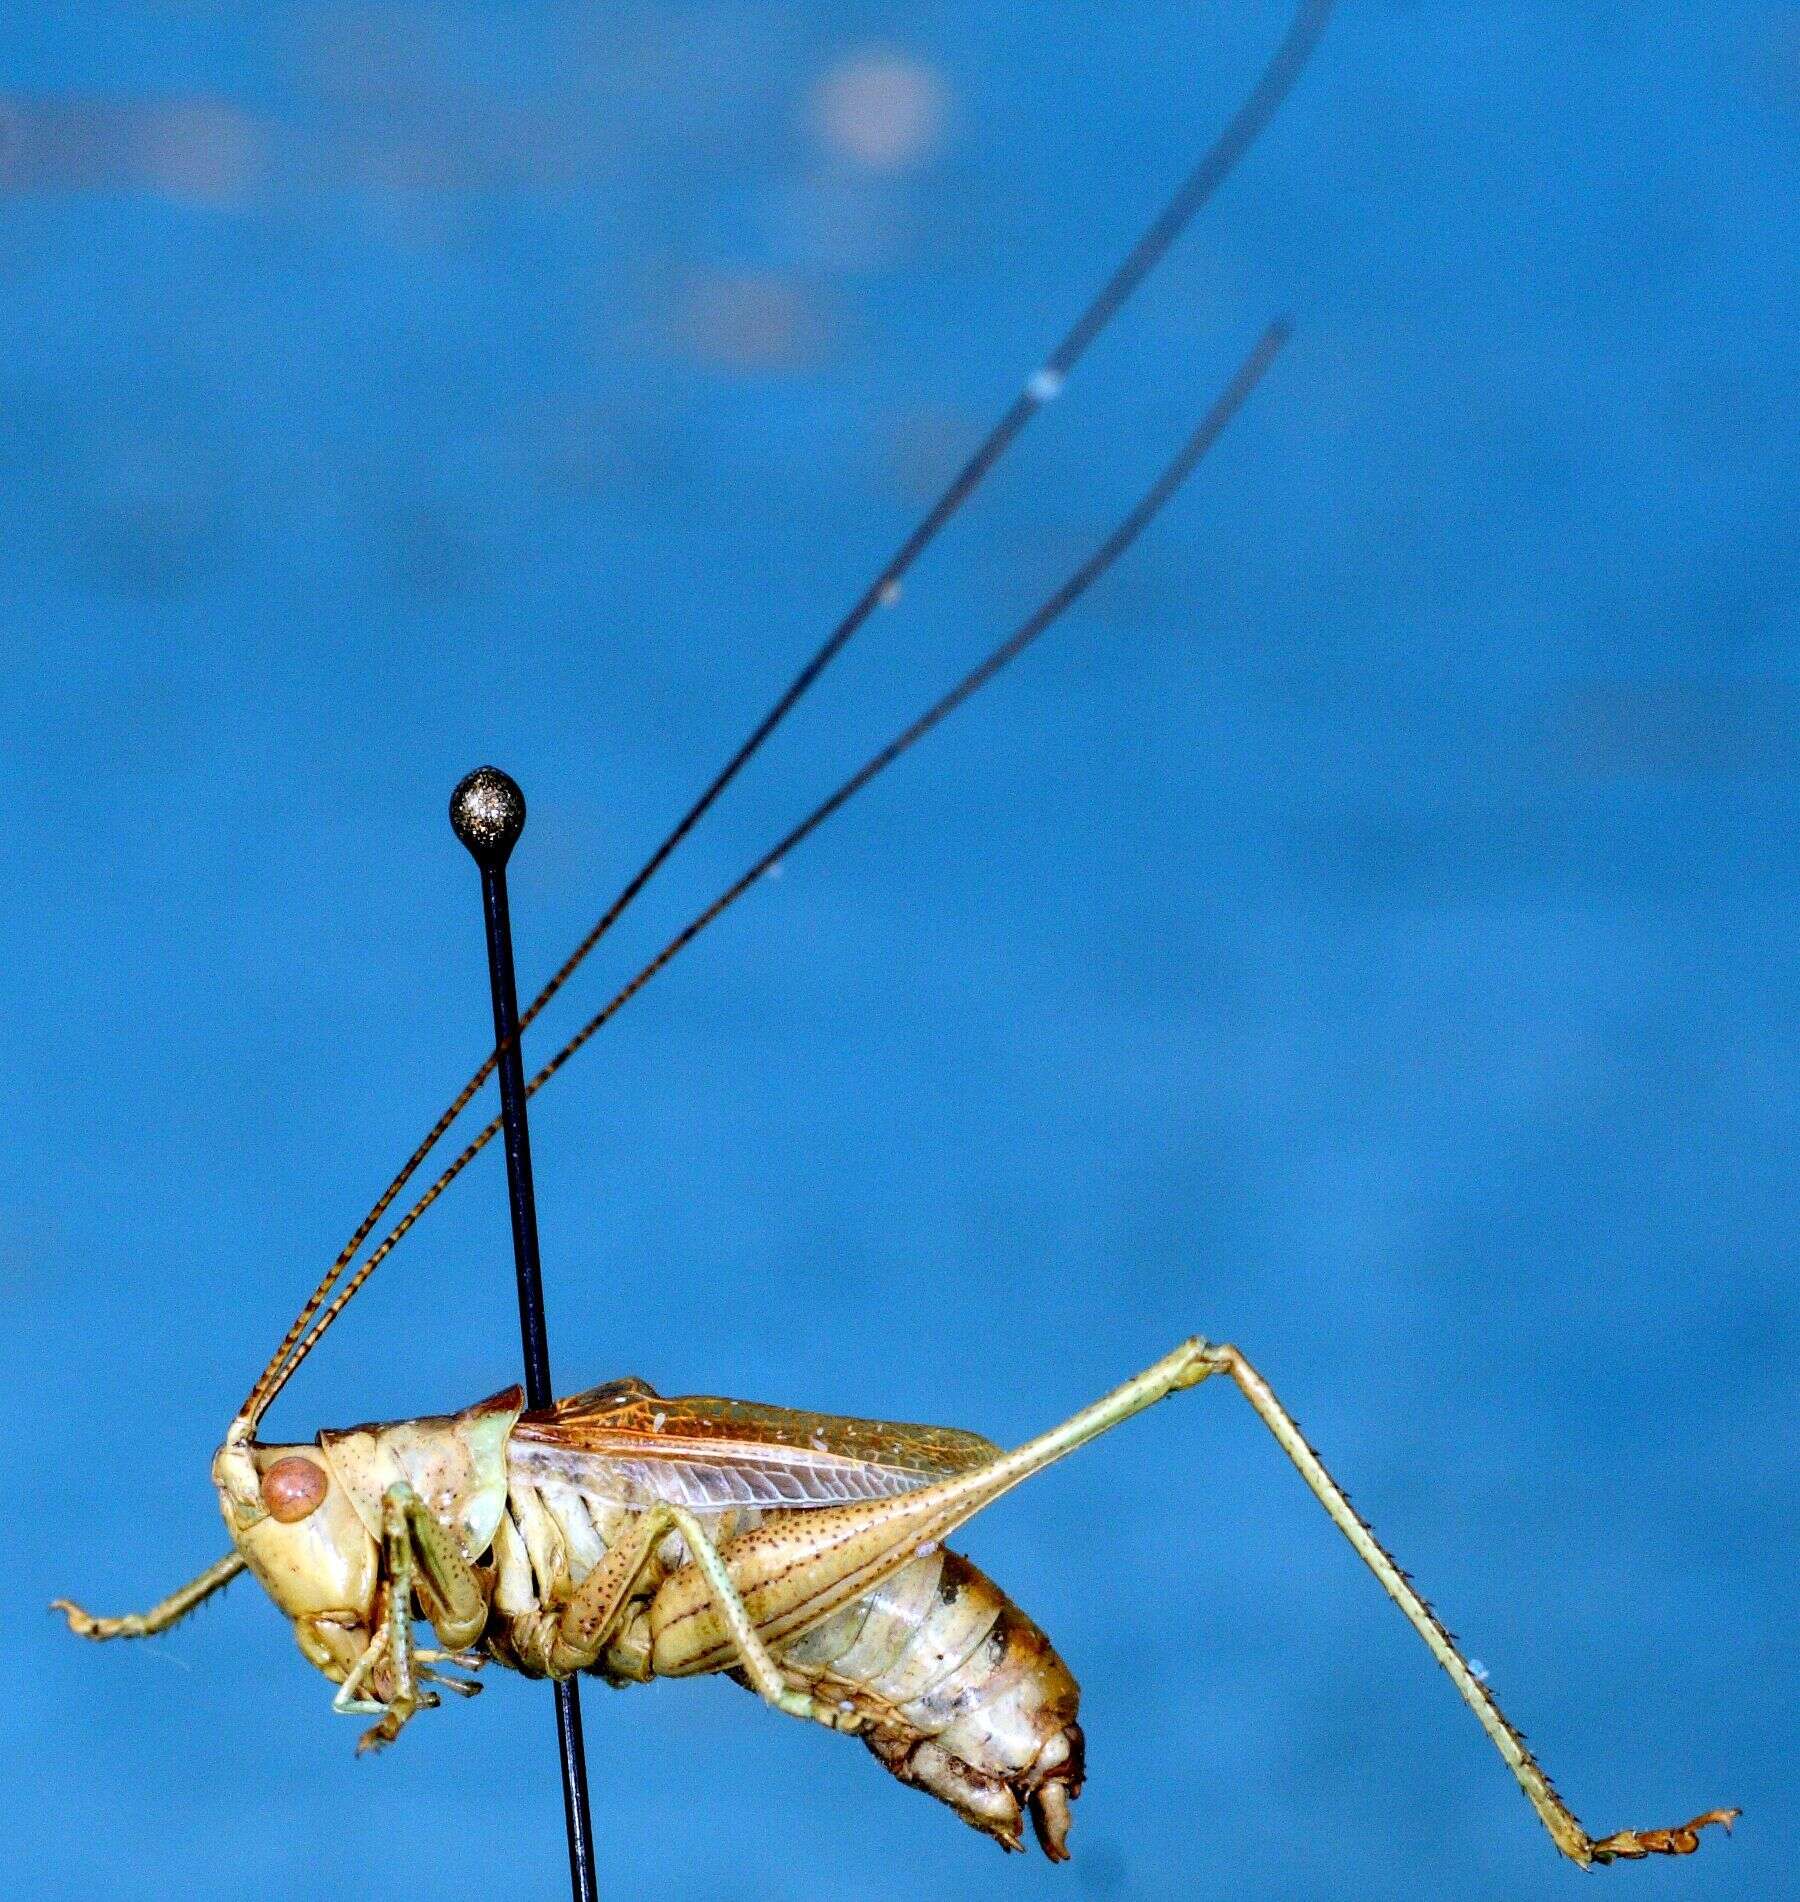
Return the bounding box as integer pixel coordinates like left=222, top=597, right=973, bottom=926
left=538, top=1502, right=835, bottom=1725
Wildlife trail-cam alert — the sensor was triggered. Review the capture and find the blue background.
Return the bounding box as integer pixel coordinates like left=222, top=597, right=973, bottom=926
left=3, top=4, right=1792, bottom=1897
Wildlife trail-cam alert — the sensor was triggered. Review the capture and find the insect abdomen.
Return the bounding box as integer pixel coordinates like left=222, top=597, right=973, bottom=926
left=776, top=1546, right=1084, bottom=1859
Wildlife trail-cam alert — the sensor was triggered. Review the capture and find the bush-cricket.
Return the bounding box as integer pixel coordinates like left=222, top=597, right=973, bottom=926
left=52, top=0, right=1737, bottom=1872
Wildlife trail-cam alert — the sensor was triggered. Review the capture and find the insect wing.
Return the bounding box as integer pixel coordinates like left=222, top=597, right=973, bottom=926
left=510, top=1376, right=1001, bottom=1512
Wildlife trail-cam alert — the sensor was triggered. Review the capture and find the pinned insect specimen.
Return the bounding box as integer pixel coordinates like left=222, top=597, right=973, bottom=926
left=54, top=0, right=1734, bottom=1872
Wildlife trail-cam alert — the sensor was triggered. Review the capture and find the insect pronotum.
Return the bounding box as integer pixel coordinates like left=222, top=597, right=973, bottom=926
left=55, top=0, right=1735, bottom=1872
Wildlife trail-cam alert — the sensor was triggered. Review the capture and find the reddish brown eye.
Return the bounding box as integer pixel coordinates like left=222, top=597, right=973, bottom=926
left=261, top=1456, right=328, bottom=1524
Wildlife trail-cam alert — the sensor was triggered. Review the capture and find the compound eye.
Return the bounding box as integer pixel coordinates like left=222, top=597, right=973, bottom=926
left=261, top=1456, right=328, bottom=1524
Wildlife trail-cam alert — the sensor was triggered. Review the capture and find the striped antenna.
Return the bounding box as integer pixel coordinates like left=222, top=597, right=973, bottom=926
left=247, top=322, right=1290, bottom=1418
left=242, top=0, right=1334, bottom=1427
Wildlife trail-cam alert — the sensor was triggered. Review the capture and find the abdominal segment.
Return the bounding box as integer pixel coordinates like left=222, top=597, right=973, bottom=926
left=771, top=1546, right=1085, bottom=1859
left=492, top=1474, right=1083, bottom=1858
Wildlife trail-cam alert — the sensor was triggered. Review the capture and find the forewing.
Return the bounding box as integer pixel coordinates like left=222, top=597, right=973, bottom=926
left=510, top=1376, right=1001, bottom=1512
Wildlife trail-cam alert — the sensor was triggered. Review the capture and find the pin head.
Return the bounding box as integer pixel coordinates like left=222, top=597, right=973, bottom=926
left=450, top=766, right=526, bottom=865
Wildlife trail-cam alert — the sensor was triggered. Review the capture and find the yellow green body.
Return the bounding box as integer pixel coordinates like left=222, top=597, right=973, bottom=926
left=57, top=1338, right=1735, bottom=1866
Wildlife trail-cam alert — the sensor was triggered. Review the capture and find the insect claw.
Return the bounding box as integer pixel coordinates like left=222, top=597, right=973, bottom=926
left=354, top=1688, right=441, bottom=1753
left=418, top=1666, right=483, bottom=1698
left=1586, top=1808, right=1740, bottom=1863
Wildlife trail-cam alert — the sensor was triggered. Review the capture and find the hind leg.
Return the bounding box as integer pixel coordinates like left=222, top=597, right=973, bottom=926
left=1184, top=1343, right=1736, bottom=1867
left=650, top=1337, right=1218, bottom=1679
left=636, top=1334, right=1733, bottom=1870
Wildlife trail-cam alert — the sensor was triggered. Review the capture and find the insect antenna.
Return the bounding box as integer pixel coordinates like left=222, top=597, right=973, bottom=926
left=249, top=320, right=1290, bottom=1415
left=243, top=0, right=1335, bottom=1426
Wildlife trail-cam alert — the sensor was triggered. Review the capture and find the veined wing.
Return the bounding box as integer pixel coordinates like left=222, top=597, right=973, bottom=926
left=510, top=1376, right=1001, bottom=1512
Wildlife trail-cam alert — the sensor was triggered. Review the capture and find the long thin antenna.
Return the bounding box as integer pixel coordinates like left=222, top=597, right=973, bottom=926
left=249, top=321, right=1289, bottom=1413
left=241, top=0, right=1336, bottom=1424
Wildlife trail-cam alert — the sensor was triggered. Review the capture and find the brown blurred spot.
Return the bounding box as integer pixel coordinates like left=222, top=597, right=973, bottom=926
left=674, top=270, right=831, bottom=373
left=65, top=422, right=239, bottom=598
left=0, top=96, right=267, bottom=206
left=374, top=492, right=488, bottom=601
left=141, top=99, right=268, bottom=207
left=808, top=50, right=948, bottom=174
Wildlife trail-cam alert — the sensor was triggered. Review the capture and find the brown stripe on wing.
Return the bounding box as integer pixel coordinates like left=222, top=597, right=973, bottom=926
left=511, top=1377, right=1002, bottom=1512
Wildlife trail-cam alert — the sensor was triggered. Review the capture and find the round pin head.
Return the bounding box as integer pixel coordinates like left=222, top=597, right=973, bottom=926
left=449, top=765, right=526, bottom=864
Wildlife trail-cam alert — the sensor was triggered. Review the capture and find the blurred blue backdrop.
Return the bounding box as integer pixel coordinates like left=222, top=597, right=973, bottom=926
left=2, top=4, right=1793, bottom=1898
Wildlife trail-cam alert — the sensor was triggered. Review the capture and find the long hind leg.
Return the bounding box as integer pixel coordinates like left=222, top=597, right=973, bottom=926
left=649, top=1337, right=1219, bottom=1678
left=1185, top=1343, right=1736, bottom=1868
left=642, top=1335, right=1733, bottom=1870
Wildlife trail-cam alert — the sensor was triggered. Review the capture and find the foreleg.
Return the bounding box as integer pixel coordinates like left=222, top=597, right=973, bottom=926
left=53, top=1552, right=246, bottom=1640
left=345, top=1481, right=490, bottom=1752
left=1190, top=1342, right=1737, bottom=1868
